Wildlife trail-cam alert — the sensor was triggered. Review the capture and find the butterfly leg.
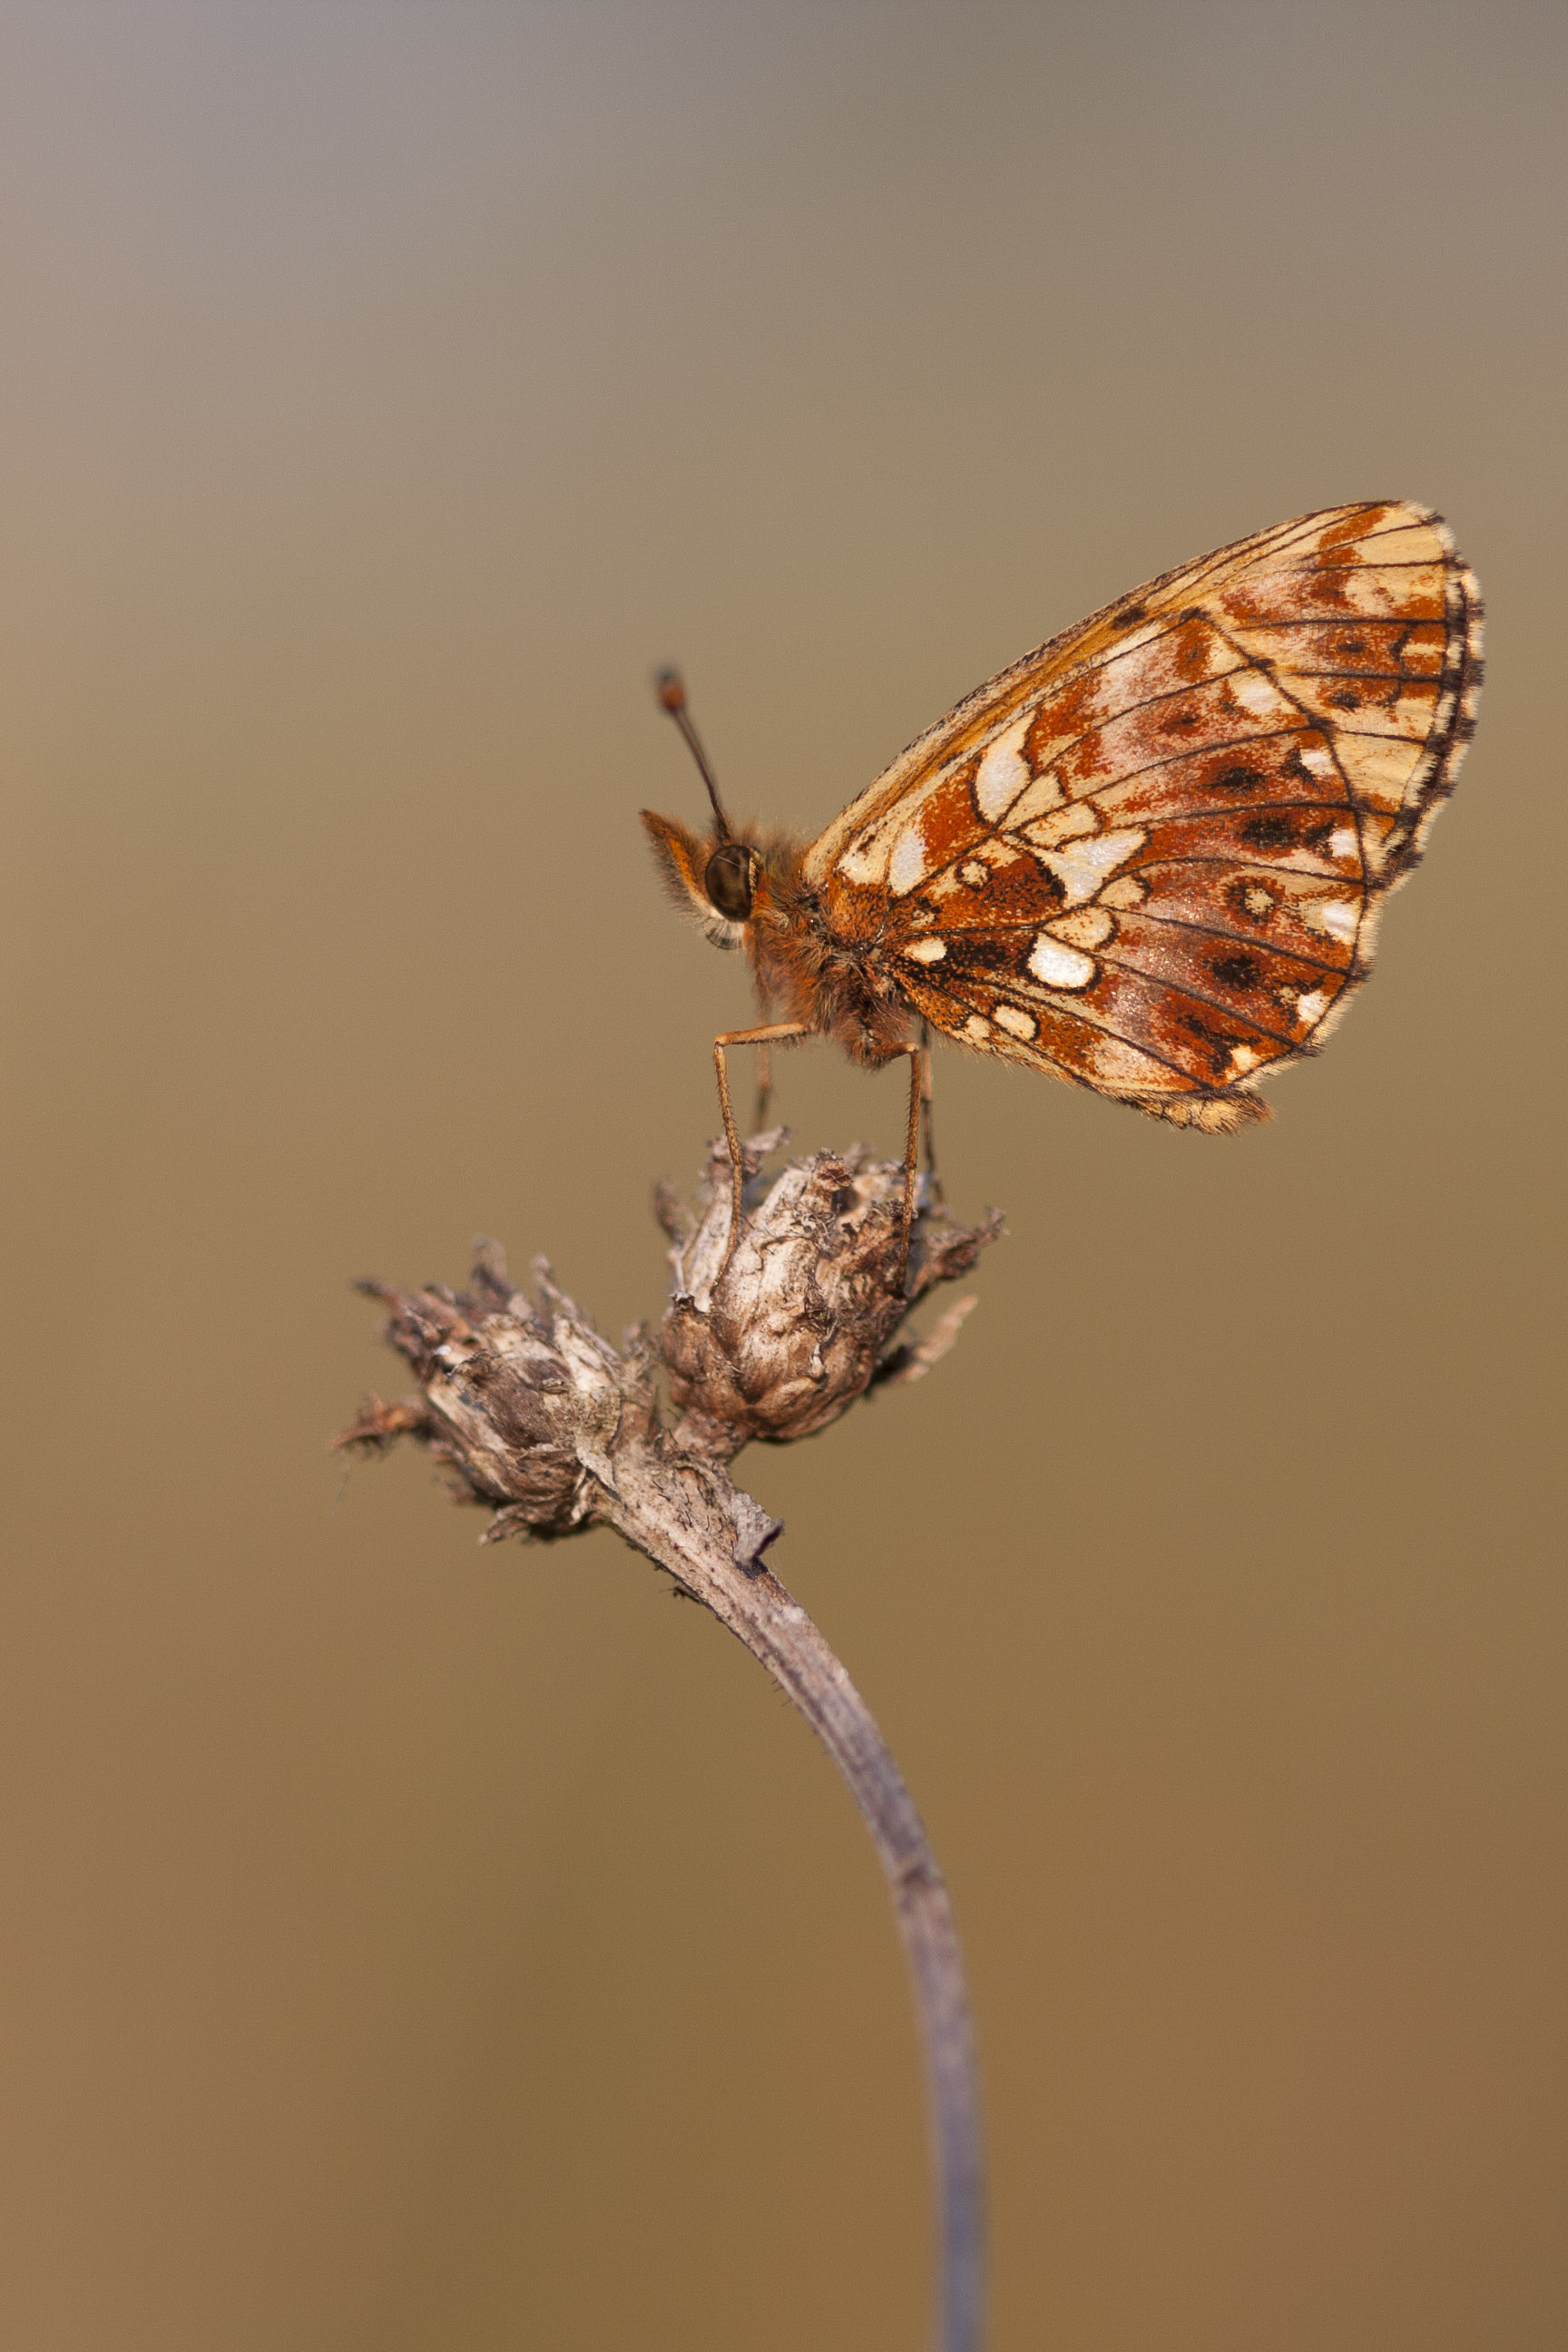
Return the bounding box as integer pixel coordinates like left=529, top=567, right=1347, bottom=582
left=713, top=1024, right=809, bottom=1261
left=894, top=1041, right=926, bottom=1289
left=917, top=1018, right=945, bottom=1204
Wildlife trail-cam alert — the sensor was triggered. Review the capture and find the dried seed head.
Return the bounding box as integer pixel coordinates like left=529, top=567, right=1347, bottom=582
left=659, top=1136, right=1002, bottom=1459
left=338, top=1148, right=1000, bottom=1548
left=345, top=1255, right=656, bottom=1540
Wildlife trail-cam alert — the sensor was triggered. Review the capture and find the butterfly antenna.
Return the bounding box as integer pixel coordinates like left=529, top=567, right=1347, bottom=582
left=655, top=668, right=730, bottom=839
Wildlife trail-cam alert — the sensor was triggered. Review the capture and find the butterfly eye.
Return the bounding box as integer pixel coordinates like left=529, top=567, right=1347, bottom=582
left=704, top=843, right=757, bottom=921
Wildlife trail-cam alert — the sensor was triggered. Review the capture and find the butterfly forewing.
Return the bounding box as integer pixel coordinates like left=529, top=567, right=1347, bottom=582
left=813, top=502, right=1481, bottom=1128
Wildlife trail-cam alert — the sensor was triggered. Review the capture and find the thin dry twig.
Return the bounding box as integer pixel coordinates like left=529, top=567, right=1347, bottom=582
left=338, top=1135, right=1003, bottom=2352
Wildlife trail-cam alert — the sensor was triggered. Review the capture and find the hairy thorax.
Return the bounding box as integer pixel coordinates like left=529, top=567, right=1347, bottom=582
left=748, top=844, right=915, bottom=1068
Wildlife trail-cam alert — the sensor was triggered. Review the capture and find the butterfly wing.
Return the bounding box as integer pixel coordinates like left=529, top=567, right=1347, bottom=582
left=809, top=503, right=1482, bottom=1128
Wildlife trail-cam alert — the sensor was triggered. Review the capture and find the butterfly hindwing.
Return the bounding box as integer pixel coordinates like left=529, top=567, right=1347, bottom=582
left=813, top=502, right=1481, bottom=1126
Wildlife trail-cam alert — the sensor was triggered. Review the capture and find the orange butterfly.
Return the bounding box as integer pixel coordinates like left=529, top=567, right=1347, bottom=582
left=643, top=503, right=1482, bottom=1263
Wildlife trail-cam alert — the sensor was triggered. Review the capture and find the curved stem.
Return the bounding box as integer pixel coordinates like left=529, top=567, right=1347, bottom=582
left=593, top=1466, right=985, bottom=2352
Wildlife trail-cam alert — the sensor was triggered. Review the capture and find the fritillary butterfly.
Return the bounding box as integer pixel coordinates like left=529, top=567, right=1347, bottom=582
left=643, top=503, right=1482, bottom=1253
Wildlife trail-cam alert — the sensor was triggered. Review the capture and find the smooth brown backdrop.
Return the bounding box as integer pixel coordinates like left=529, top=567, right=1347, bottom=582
left=1, top=5, right=1563, bottom=2347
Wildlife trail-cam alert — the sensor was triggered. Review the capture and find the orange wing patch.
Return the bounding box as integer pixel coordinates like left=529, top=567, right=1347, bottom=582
left=815, top=502, right=1481, bottom=1127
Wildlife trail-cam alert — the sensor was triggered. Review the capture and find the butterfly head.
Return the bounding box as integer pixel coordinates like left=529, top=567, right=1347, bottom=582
left=641, top=808, right=763, bottom=948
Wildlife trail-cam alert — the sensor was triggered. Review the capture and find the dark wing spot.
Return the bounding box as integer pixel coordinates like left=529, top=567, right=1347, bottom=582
left=1211, top=950, right=1264, bottom=989
left=1334, top=634, right=1367, bottom=657
left=1240, top=812, right=1296, bottom=850
left=1327, top=688, right=1359, bottom=710
left=1211, top=763, right=1264, bottom=792
left=1179, top=606, right=1204, bottom=622
left=1112, top=602, right=1147, bottom=627
left=1164, top=710, right=1200, bottom=732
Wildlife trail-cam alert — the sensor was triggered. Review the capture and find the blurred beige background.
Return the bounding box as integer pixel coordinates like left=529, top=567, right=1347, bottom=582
left=1, top=4, right=1563, bottom=2347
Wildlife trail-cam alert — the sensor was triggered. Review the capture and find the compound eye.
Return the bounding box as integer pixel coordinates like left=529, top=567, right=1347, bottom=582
left=704, top=843, right=756, bottom=921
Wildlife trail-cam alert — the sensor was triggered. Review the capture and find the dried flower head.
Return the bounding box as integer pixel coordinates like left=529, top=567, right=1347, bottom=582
left=658, top=1132, right=1003, bottom=1460
left=338, top=1137, right=1000, bottom=1540
left=342, top=1251, right=657, bottom=1542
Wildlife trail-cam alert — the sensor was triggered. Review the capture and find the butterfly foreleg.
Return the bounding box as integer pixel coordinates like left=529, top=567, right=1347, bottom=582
left=713, top=1023, right=810, bottom=1264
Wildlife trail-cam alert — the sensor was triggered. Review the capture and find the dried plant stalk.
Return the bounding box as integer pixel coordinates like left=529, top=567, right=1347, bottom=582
left=338, top=1136, right=1002, bottom=2352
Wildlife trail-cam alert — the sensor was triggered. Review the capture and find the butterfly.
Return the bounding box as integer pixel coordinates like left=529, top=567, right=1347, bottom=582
left=642, top=502, right=1483, bottom=1264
